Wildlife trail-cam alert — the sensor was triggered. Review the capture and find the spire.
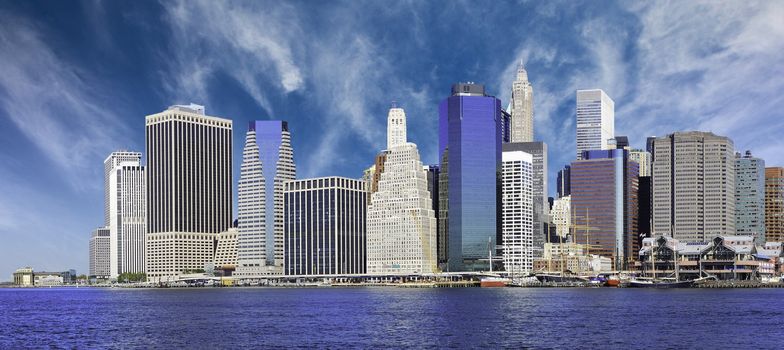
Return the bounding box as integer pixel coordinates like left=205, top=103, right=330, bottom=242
left=387, top=107, right=407, bottom=149
left=516, top=59, right=528, bottom=81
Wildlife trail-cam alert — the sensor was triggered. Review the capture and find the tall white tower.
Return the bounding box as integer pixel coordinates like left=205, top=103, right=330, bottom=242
left=509, top=61, right=534, bottom=142
left=576, top=89, right=614, bottom=160
left=501, top=150, right=534, bottom=275
left=367, top=107, right=437, bottom=274
left=104, top=151, right=146, bottom=279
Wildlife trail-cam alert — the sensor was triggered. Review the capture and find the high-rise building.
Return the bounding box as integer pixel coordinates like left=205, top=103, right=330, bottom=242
left=104, top=152, right=142, bottom=226
left=501, top=150, right=533, bottom=274
left=236, top=120, right=296, bottom=276
left=368, top=107, right=437, bottom=274
left=509, top=61, right=534, bottom=142
left=89, top=227, right=110, bottom=279
left=502, top=142, right=548, bottom=259
left=735, top=151, right=765, bottom=244
left=424, top=165, right=440, bottom=234
left=637, top=176, right=652, bottom=247
left=765, top=167, right=784, bottom=242
left=576, top=89, right=614, bottom=160
left=145, top=104, right=233, bottom=279
left=213, top=228, right=238, bottom=271
left=284, top=177, right=367, bottom=275
left=652, top=131, right=735, bottom=241
left=439, top=83, right=503, bottom=272
left=571, top=149, right=639, bottom=270
left=104, top=151, right=146, bottom=279
left=551, top=196, right=571, bottom=240
left=557, top=165, right=571, bottom=198
left=629, top=149, right=652, bottom=177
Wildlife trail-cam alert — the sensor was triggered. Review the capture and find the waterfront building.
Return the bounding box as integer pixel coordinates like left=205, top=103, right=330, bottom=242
left=213, top=228, right=238, bottom=271
left=368, top=107, right=437, bottom=274
left=571, top=149, right=639, bottom=270
left=439, top=83, right=503, bottom=271
left=639, top=235, right=776, bottom=281
left=651, top=131, right=735, bottom=241
left=501, top=150, right=534, bottom=274
left=104, top=151, right=146, bottom=279
left=735, top=151, right=766, bottom=244
left=145, top=104, right=233, bottom=280
left=425, top=165, right=440, bottom=246
left=629, top=149, right=652, bottom=177
left=576, top=89, right=614, bottom=160
left=765, top=167, right=784, bottom=242
left=533, top=243, right=612, bottom=273
left=550, top=196, right=571, bottom=239
left=284, top=177, right=367, bottom=275
left=508, top=61, right=534, bottom=142
left=236, top=120, right=296, bottom=276
left=12, top=267, right=33, bottom=286
left=556, top=165, right=570, bottom=198
left=503, top=142, right=549, bottom=259
left=89, top=227, right=110, bottom=279
left=637, top=176, right=652, bottom=247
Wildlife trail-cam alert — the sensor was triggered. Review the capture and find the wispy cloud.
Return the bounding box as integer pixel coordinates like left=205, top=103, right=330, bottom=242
left=0, top=13, right=130, bottom=190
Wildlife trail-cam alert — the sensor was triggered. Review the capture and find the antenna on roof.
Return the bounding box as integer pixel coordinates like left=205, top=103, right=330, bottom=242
left=391, top=100, right=397, bottom=108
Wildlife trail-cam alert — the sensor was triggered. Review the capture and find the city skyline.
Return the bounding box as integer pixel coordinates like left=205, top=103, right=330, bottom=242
left=1, top=1, right=784, bottom=279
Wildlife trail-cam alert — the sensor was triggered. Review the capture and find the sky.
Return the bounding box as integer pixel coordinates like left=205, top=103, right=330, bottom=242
left=1, top=0, right=783, bottom=280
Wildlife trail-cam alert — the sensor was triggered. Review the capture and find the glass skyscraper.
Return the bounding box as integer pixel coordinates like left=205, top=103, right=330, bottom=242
left=439, top=83, right=503, bottom=272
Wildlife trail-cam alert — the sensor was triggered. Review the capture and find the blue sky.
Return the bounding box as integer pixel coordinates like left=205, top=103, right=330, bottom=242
left=1, top=1, right=782, bottom=279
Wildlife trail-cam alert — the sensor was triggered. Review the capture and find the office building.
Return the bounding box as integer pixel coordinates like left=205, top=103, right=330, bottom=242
left=637, top=176, right=652, bottom=247
left=145, top=104, right=233, bottom=279
left=213, top=228, right=238, bottom=270
left=765, top=167, right=784, bottom=242
left=89, top=227, right=110, bottom=279
left=501, top=150, right=534, bottom=274
left=368, top=107, right=437, bottom=274
left=576, top=89, right=614, bottom=160
left=551, top=196, right=571, bottom=240
left=509, top=61, right=534, bottom=142
left=651, top=131, right=735, bottom=241
left=630, top=149, right=652, bottom=177
left=104, top=151, right=146, bottom=279
left=735, top=151, right=766, bottom=244
left=503, top=142, right=548, bottom=259
left=439, top=83, right=503, bottom=271
left=236, top=120, right=296, bottom=276
left=13, top=267, right=34, bottom=286
left=571, top=149, right=639, bottom=270
left=284, top=177, right=367, bottom=275
left=557, top=165, right=571, bottom=198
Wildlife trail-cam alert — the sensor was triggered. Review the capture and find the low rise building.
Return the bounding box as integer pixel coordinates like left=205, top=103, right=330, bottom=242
left=13, top=267, right=34, bottom=286
left=213, top=228, right=238, bottom=275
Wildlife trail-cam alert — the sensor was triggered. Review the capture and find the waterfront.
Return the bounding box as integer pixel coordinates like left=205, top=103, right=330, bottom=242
left=1, top=288, right=782, bottom=348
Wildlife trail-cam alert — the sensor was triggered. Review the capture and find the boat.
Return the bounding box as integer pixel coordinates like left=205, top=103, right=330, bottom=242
left=480, top=277, right=511, bottom=287
left=605, top=275, right=621, bottom=287
left=535, top=273, right=588, bottom=283
left=628, top=277, right=694, bottom=288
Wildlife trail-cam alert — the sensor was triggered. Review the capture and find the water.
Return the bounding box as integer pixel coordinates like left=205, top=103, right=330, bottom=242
left=1, top=287, right=782, bottom=348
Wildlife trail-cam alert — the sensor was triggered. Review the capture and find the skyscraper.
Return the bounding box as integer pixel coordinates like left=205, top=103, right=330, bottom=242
left=765, top=167, right=784, bottom=242
left=104, top=152, right=142, bottom=226
left=284, top=177, right=367, bottom=275
left=145, top=104, right=233, bottom=279
left=576, top=89, right=614, bottom=160
left=509, top=61, right=534, bottom=142
left=367, top=107, right=437, bottom=274
left=556, top=165, right=571, bottom=198
left=735, top=151, right=765, bottom=244
left=550, top=196, right=571, bottom=239
left=104, top=151, right=146, bottom=278
left=503, top=142, right=548, bottom=259
left=571, top=149, right=639, bottom=270
left=652, top=131, right=735, bottom=241
left=501, top=150, right=533, bottom=274
left=237, top=120, right=296, bottom=275
left=89, top=227, right=110, bottom=279
left=439, top=83, right=503, bottom=271
left=629, top=149, right=652, bottom=177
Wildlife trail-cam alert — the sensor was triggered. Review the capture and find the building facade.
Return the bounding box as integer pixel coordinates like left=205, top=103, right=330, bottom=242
left=145, top=104, right=233, bottom=279
left=104, top=151, right=146, bottom=279
left=651, top=131, right=735, bottom=241
left=571, top=149, right=639, bottom=270
left=735, top=151, right=766, bottom=244
left=556, top=165, right=571, bottom=198
left=13, top=268, right=34, bottom=286
left=439, top=83, right=503, bottom=271
left=509, top=61, right=534, bottom=142
left=368, top=107, right=437, bottom=274
left=551, top=196, right=571, bottom=239
left=284, top=177, right=367, bottom=276
left=503, top=142, right=548, bottom=259
left=765, top=167, right=784, bottom=242
left=630, top=149, right=652, bottom=177
left=213, top=228, right=238, bottom=270
left=501, top=150, right=534, bottom=274
left=89, top=227, right=110, bottom=279
left=576, top=89, right=614, bottom=160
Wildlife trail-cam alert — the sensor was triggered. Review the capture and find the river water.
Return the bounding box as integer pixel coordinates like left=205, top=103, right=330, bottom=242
left=1, top=287, right=781, bottom=348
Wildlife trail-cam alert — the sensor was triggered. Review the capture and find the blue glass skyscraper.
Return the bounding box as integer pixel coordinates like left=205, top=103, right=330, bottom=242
left=439, top=83, right=503, bottom=272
